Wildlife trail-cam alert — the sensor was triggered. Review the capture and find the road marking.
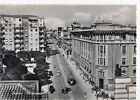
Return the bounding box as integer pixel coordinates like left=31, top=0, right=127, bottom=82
left=52, top=45, right=75, bottom=100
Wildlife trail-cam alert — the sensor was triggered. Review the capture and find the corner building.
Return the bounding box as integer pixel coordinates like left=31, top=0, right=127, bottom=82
left=71, top=21, right=136, bottom=90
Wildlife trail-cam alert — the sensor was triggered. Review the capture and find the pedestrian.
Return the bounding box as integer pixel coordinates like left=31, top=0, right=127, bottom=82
left=84, top=92, right=88, bottom=100
left=91, top=87, right=94, bottom=93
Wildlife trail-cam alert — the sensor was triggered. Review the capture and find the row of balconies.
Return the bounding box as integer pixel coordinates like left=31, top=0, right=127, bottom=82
left=14, top=27, right=23, bottom=30
left=14, top=32, right=23, bottom=35
left=14, top=42, right=24, bottom=45
left=14, top=36, right=24, bottom=40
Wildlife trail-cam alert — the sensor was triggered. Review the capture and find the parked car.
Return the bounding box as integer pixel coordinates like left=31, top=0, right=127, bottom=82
left=48, top=71, right=53, bottom=76
left=61, top=87, right=71, bottom=94
left=49, top=85, right=55, bottom=94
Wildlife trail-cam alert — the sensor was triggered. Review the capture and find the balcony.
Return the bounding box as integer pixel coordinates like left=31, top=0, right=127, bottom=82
left=14, top=27, right=23, bottom=30
left=40, top=39, right=45, bottom=43
left=0, top=36, right=5, bottom=40
left=15, top=34, right=21, bottom=37
left=39, top=37, right=44, bottom=40
left=14, top=37, right=23, bottom=40
left=40, top=44, right=45, bottom=47
left=1, top=32, right=5, bottom=35
left=39, top=27, right=44, bottom=30
left=15, top=46, right=20, bottom=49
left=39, top=35, right=44, bottom=38
left=39, top=32, right=44, bottom=35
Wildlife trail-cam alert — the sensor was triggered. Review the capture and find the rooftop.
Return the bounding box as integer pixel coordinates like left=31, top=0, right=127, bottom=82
left=0, top=80, right=40, bottom=100
left=0, top=14, right=39, bottom=19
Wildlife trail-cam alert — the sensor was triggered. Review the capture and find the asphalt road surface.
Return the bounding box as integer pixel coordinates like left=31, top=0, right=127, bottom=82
left=48, top=43, right=87, bottom=100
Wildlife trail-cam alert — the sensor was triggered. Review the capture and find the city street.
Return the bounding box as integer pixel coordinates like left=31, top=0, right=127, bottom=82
left=48, top=43, right=88, bottom=100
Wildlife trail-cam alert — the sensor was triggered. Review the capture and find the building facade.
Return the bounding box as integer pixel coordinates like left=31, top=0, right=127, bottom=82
left=71, top=21, right=136, bottom=90
left=0, top=15, right=46, bottom=53
left=0, top=17, right=5, bottom=73
left=62, top=28, right=72, bottom=57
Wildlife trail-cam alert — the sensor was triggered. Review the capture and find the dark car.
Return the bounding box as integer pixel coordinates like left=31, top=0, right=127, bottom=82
left=68, top=78, right=76, bottom=86
left=44, top=70, right=53, bottom=76
left=61, top=87, right=71, bottom=94
left=49, top=85, right=55, bottom=94
left=48, top=71, right=53, bottom=76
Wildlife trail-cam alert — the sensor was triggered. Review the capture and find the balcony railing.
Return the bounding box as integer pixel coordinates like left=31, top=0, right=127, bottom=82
left=40, top=44, right=45, bottom=47
left=40, top=40, right=44, bottom=43
left=14, top=27, right=23, bottom=30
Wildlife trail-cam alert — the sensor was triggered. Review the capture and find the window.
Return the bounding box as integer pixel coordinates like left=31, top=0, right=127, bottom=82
left=100, top=46, right=103, bottom=53
left=19, top=24, right=22, bottom=27
left=122, top=58, right=126, bottom=65
left=134, top=45, right=136, bottom=54
left=102, top=72, right=104, bottom=76
left=19, top=19, right=21, bottom=21
left=100, top=35, right=103, bottom=41
left=122, top=46, right=126, bottom=55
left=100, top=58, right=103, bottom=65
left=108, top=35, right=111, bottom=40
left=104, top=58, right=106, bottom=65
left=133, top=70, right=136, bottom=75
left=36, top=38, right=38, bottom=41
left=104, top=46, right=106, bottom=54
left=98, top=58, right=100, bottom=64
left=133, top=57, right=136, bottom=65
left=30, top=29, right=33, bottom=32
left=122, top=35, right=126, bottom=40
left=30, top=43, right=33, bottom=46
left=35, top=29, right=38, bottom=31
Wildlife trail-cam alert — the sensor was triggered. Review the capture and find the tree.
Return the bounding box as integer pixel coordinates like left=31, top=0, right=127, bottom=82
left=36, top=56, right=46, bottom=65
left=2, top=55, right=28, bottom=80
left=115, top=64, right=122, bottom=77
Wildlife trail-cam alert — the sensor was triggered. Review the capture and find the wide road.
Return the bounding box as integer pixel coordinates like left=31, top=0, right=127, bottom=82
left=48, top=43, right=86, bottom=100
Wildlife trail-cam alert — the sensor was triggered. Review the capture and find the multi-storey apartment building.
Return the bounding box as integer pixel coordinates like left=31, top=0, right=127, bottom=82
left=71, top=20, right=136, bottom=90
left=0, top=15, right=45, bottom=53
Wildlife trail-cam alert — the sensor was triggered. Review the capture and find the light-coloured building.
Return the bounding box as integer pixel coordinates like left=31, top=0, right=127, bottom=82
left=114, top=77, right=136, bottom=100
left=71, top=20, right=136, bottom=91
left=61, top=27, right=72, bottom=57
left=0, top=15, right=46, bottom=53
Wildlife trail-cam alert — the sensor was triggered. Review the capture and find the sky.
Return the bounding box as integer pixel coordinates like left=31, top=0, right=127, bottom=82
left=0, top=5, right=136, bottom=29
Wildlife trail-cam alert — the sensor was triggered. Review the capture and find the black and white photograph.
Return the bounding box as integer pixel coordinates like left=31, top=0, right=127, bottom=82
left=0, top=3, right=137, bottom=100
